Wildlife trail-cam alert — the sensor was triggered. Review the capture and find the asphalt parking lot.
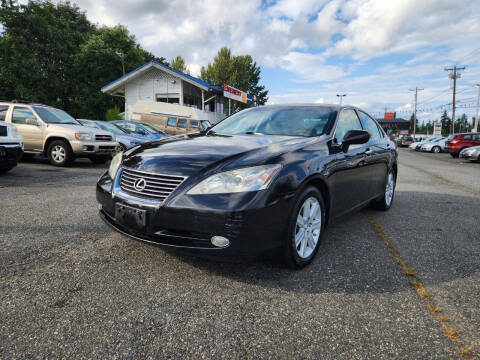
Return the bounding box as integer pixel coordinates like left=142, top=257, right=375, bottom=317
left=1, top=149, right=479, bottom=359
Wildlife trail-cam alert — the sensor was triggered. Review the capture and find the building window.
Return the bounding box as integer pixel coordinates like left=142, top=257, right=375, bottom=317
left=156, top=93, right=179, bottom=104
left=167, top=118, right=177, bottom=127
left=190, top=120, right=199, bottom=128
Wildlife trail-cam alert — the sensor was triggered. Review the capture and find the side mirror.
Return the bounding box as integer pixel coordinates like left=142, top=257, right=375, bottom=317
left=339, top=130, right=370, bottom=152
left=25, top=117, right=38, bottom=126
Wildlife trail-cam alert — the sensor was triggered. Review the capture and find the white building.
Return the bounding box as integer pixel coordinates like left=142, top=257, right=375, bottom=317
left=101, top=60, right=226, bottom=123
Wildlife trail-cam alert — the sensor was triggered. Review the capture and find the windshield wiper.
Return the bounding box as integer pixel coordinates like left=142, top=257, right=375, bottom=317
left=245, top=131, right=264, bottom=135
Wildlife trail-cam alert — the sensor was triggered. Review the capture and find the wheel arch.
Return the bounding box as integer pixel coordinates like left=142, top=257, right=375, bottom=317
left=43, top=136, right=72, bottom=155
left=298, top=175, right=332, bottom=227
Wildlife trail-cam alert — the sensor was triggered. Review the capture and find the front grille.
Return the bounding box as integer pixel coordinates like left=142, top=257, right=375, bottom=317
left=95, top=134, right=113, bottom=142
left=0, top=126, right=7, bottom=137
left=120, top=168, right=186, bottom=201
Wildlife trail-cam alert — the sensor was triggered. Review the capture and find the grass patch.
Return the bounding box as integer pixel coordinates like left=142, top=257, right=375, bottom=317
left=437, top=316, right=451, bottom=322
left=427, top=303, right=442, bottom=313
left=402, top=266, right=417, bottom=276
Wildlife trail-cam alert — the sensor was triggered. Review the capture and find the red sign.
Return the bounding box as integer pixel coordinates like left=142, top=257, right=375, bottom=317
left=384, top=112, right=395, bottom=120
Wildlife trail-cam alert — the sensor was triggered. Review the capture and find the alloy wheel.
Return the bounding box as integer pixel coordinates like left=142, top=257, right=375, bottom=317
left=385, top=172, right=395, bottom=206
left=295, top=197, right=322, bottom=259
left=51, top=145, right=66, bottom=163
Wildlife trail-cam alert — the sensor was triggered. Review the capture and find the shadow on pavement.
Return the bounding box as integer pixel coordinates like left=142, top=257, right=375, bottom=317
left=168, top=190, right=480, bottom=295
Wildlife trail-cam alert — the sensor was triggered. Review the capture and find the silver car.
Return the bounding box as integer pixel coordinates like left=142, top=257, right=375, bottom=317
left=420, top=138, right=446, bottom=153
left=459, top=146, right=480, bottom=162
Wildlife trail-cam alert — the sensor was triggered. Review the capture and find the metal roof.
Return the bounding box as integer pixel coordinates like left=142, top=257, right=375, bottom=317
left=101, top=60, right=223, bottom=94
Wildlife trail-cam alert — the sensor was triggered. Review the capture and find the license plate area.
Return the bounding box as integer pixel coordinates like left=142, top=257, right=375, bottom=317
left=115, top=203, right=147, bottom=230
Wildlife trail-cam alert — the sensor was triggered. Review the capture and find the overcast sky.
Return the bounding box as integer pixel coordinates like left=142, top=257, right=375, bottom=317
left=74, top=0, right=480, bottom=121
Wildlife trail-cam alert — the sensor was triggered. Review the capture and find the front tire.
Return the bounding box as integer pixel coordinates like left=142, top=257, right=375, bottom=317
left=0, top=166, right=14, bottom=174
left=370, top=169, right=395, bottom=211
left=47, top=140, right=74, bottom=167
left=450, top=152, right=459, bottom=158
left=432, top=146, right=441, bottom=153
left=284, top=186, right=325, bottom=269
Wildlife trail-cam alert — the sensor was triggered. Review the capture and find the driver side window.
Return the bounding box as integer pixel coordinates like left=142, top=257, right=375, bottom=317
left=334, top=109, right=363, bottom=143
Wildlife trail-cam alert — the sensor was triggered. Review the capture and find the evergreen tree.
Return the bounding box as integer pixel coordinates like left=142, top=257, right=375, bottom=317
left=170, top=55, right=189, bottom=74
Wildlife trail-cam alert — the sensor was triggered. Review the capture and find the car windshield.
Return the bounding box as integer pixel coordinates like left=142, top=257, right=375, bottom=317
left=34, top=106, right=79, bottom=125
left=140, top=123, right=164, bottom=134
left=96, top=122, right=127, bottom=135
left=211, top=107, right=336, bottom=137
left=201, top=120, right=211, bottom=130
left=78, top=120, right=100, bottom=129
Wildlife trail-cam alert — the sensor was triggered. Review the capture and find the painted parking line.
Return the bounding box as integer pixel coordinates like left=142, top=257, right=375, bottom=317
left=366, top=213, right=475, bottom=358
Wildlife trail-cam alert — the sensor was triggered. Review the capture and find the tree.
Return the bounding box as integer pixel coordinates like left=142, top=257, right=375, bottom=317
left=200, top=47, right=268, bottom=111
left=440, top=110, right=451, bottom=136
left=170, top=55, right=189, bottom=74
left=0, top=2, right=171, bottom=119
left=0, top=1, right=94, bottom=111
left=408, top=113, right=419, bottom=134
left=143, top=50, right=168, bottom=66
left=72, top=25, right=146, bottom=118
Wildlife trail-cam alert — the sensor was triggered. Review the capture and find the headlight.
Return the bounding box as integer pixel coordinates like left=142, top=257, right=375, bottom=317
left=75, top=132, right=92, bottom=141
left=187, top=164, right=281, bottom=195
left=10, top=126, right=19, bottom=137
left=108, top=152, right=123, bottom=179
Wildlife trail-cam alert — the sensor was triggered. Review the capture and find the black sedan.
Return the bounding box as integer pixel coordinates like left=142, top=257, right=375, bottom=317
left=97, top=105, right=397, bottom=268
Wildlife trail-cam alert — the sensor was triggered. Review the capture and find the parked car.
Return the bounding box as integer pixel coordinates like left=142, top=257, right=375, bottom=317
left=410, top=137, right=441, bottom=151
left=97, top=104, right=397, bottom=268
left=420, top=137, right=446, bottom=153
left=112, top=120, right=168, bottom=140
left=459, top=145, right=480, bottom=162
left=0, top=122, right=24, bottom=173
left=397, top=135, right=414, bottom=147
left=0, top=101, right=118, bottom=166
left=77, top=119, right=148, bottom=152
left=445, top=133, right=480, bottom=158
left=138, top=114, right=212, bottom=135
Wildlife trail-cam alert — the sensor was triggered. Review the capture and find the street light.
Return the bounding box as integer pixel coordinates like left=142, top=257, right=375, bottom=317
left=336, top=94, right=347, bottom=105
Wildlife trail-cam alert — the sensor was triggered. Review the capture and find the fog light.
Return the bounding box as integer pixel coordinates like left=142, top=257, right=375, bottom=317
left=211, top=236, right=230, bottom=248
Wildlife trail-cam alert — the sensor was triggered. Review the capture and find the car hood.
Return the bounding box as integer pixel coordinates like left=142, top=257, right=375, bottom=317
left=122, top=133, right=316, bottom=177
left=47, top=123, right=113, bottom=137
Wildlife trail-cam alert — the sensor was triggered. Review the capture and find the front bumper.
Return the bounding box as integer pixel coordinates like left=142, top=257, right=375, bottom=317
left=0, top=144, right=23, bottom=169
left=96, top=171, right=294, bottom=257
left=460, top=151, right=479, bottom=160
left=70, top=140, right=118, bottom=156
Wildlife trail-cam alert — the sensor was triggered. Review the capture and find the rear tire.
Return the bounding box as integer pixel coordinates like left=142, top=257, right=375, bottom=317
left=370, top=169, right=395, bottom=211
left=284, top=186, right=325, bottom=269
left=47, top=140, right=74, bottom=167
left=432, top=146, right=441, bottom=153
left=450, top=152, right=459, bottom=158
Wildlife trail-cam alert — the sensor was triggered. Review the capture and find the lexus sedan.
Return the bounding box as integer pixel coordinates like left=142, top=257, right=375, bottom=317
left=97, top=105, right=397, bottom=268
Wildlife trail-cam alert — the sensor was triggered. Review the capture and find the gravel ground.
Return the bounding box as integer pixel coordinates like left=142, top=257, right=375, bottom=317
left=0, top=151, right=478, bottom=359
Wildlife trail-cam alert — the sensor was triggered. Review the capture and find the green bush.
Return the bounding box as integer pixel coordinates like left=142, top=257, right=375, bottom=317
left=105, top=106, right=124, bottom=121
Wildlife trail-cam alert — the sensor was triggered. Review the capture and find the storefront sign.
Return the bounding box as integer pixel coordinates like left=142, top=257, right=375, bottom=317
left=223, top=84, right=253, bottom=104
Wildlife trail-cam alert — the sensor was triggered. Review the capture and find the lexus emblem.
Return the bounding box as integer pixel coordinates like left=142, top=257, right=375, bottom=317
left=133, top=178, right=147, bottom=191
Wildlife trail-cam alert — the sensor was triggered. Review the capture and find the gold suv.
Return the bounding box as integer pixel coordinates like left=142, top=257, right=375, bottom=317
left=0, top=102, right=118, bottom=166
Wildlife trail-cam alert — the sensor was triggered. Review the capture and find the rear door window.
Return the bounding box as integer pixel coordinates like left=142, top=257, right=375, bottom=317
left=12, top=107, right=35, bottom=124
left=0, top=105, right=9, bottom=121
left=463, top=135, right=472, bottom=140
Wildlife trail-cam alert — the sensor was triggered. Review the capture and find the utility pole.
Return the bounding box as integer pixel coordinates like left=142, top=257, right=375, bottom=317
left=336, top=94, right=346, bottom=105
left=116, top=51, right=126, bottom=75
left=409, top=87, right=423, bottom=139
left=444, top=65, right=465, bottom=134
left=475, top=84, right=480, bottom=133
